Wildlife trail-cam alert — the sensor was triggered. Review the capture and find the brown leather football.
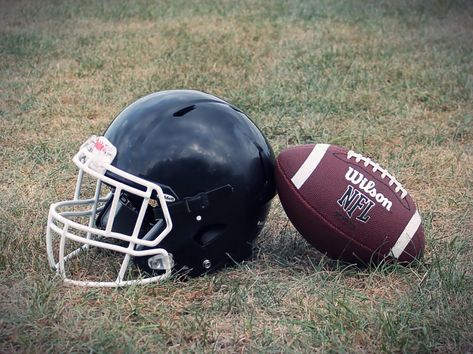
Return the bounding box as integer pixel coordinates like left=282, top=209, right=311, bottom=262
left=275, top=144, right=425, bottom=265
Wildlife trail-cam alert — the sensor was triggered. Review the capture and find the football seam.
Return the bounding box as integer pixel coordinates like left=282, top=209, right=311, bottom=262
left=276, top=158, right=386, bottom=259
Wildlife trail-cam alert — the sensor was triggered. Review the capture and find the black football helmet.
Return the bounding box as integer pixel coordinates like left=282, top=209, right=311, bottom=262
left=46, top=90, right=276, bottom=286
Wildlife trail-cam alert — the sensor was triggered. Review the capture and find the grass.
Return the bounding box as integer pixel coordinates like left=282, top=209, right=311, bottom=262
left=1, top=0, right=472, bottom=352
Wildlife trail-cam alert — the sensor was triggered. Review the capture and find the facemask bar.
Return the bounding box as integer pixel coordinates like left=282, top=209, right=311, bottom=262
left=46, top=136, right=174, bottom=287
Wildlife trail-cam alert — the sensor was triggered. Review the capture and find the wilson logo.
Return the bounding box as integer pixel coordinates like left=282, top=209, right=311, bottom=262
left=337, top=167, right=393, bottom=223
left=343, top=167, right=392, bottom=211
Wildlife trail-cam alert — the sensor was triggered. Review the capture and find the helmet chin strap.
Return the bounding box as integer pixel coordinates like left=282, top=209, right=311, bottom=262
left=151, top=184, right=234, bottom=218
left=134, top=219, right=167, bottom=252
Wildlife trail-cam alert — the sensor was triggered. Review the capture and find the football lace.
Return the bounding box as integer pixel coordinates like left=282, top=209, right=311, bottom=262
left=347, top=150, right=408, bottom=199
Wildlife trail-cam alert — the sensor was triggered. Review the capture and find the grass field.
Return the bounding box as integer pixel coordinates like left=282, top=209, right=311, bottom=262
left=1, top=0, right=472, bottom=352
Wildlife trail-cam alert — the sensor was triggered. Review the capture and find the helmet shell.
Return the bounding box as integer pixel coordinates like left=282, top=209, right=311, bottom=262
left=102, top=90, right=275, bottom=276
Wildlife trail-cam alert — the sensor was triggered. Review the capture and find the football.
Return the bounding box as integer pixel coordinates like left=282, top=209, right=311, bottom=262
left=275, top=144, right=425, bottom=265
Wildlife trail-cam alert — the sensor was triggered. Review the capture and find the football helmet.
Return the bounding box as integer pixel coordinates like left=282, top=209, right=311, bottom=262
left=46, top=90, right=276, bottom=287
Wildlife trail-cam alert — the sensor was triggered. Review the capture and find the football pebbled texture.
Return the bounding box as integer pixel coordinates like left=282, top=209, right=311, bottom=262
left=275, top=144, right=425, bottom=265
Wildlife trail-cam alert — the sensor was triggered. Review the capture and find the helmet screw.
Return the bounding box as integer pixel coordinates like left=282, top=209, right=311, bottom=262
left=196, top=215, right=202, bottom=221
left=202, top=259, right=211, bottom=269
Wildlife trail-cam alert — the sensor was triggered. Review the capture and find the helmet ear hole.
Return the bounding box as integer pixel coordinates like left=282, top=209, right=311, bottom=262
left=194, top=225, right=226, bottom=247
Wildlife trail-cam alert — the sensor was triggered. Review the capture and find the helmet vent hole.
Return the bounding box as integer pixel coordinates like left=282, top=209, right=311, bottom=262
left=194, top=225, right=226, bottom=246
left=173, top=105, right=196, bottom=117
